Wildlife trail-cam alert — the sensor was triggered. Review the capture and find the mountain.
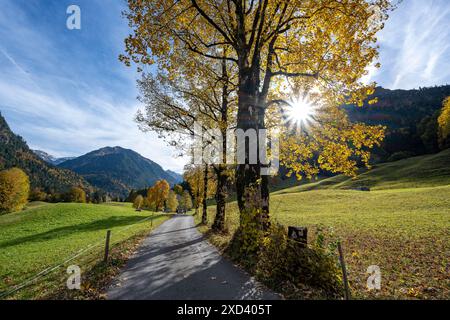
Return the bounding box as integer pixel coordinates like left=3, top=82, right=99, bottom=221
left=0, top=112, right=92, bottom=193
left=165, top=170, right=183, bottom=183
left=59, top=146, right=182, bottom=198
left=346, top=85, right=450, bottom=160
left=33, top=150, right=75, bottom=166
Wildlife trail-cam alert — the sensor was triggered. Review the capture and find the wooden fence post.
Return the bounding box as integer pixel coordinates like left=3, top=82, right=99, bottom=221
left=104, top=230, right=111, bottom=263
left=337, top=241, right=351, bottom=300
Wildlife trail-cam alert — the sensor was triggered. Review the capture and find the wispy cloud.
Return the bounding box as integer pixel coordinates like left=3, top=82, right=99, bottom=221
left=370, top=0, right=450, bottom=89
left=0, top=48, right=29, bottom=76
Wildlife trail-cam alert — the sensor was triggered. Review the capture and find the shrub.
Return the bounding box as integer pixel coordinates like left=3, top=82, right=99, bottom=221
left=226, top=213, right=343, bottom=299
left=226, top=208, right=265, bottom=268
left=255, top=224, right=343, bottom=299
left=0, top=168, right=30, bottom=213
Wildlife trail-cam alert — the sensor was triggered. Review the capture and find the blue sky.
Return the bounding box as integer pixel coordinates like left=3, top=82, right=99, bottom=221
left=0, top=0, right=449, bottom=172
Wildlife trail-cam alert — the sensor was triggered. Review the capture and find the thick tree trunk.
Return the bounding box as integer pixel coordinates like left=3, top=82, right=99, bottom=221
left=235, top=65, right=271, bottom=230
left=236, top=66, right=260, bottom=211
left=212, top=165, right=227, bottom=231
left=233, top=15, right=270, bottom=228
left=201, top=164, right=208, bottom=225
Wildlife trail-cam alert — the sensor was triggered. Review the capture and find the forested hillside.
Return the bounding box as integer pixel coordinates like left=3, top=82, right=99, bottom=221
left=346, top=85, right=450, bottom=160
left=0, top=112, right=92, bottom=193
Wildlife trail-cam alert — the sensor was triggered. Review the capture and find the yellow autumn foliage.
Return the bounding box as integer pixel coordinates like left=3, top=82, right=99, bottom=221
left=0, top=168, right=30, bottom=213
left=438, top=97, right=450, bottom=148
left=166, top=190, right=179, bottom=212
left=147, top=179, right=170, bottom=211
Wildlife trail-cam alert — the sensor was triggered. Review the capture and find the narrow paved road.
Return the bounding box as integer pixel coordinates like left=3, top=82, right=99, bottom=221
left=107, top=215, right=280, bottom=300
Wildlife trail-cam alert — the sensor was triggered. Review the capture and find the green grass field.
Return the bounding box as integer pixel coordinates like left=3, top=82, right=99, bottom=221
left=202, top=150, right=450, bottom=299
left=0, top=202, right=170, bottom=299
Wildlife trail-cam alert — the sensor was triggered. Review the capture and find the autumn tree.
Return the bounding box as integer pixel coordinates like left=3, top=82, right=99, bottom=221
left=146, top=187, right=157, bottom=209
left=0, top=168, right=30, bottom=213
left=438, top=97, right=450, bottom=149
left=173, top=185, right=184, bottom=196
left=166, top=190, right=179, bottom=212
left=143, top=196, right=153, bottom=210
left=180, top=190, right=193, bottom=211
left=147, top=180, right=170, bottom=211
left=183, top=191, right=193, bottom=210
left=133, top=195, right=144, bottom=210
left=184, top=165, right=203, bottom=215
left=122, top=0, right=395, bottom=229
left=67, top=187, right=86, bottom=203
left=184, top=164, right=216, bottom=220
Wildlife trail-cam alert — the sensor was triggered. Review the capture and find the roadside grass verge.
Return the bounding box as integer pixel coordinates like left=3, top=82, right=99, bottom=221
left=0, top=202, right=170, bottom=299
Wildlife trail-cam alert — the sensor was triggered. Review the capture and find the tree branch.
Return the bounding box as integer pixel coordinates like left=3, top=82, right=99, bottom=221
left=265, top=99, right=289, bottom=108
left=190, top=0, right=236, bottom=48
left=271, top=71, right=319, bottom=79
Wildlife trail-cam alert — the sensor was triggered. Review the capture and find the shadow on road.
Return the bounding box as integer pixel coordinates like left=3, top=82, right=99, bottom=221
left=107, top=215, right=280, bottom=300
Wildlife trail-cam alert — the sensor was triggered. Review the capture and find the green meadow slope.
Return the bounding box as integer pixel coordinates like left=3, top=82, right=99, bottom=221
left=0, top=203, right=170, bottom=299
left=275, top=148, right=450, bottom=194
left=202, top=150, right=450, bottom=299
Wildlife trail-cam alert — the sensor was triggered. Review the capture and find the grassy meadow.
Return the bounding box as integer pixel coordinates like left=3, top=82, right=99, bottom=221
left=275, top=148, right=450, bottom=194
left=0, top=202, right=170, bottom=299
left=200, top=150, right=450, bottom=299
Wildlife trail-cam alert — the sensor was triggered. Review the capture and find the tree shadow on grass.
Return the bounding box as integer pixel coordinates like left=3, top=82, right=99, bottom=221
left=0, top=215, right=162, bottom=249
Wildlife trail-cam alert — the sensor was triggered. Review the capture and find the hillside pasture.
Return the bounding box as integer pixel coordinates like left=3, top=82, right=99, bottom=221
left=275, top=149, right=450, bottom=195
